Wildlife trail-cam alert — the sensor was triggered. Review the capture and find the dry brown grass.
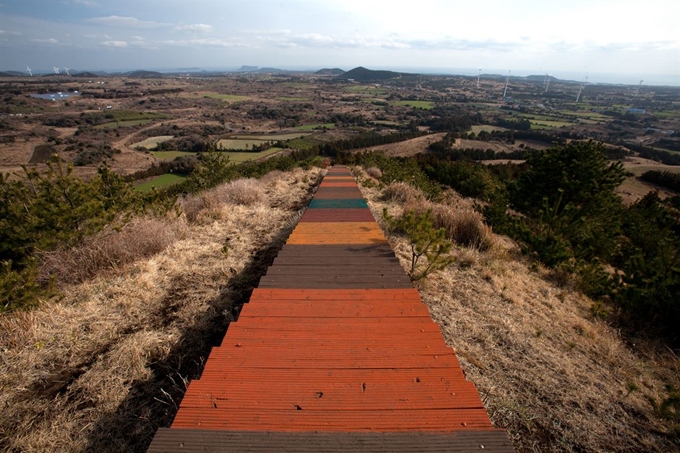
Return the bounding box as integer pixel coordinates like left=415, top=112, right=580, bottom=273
left=38, top=217, right=181, bottom=286
left=382, top=181, right=423, bottom=204
left=0, top=167, right=325, bottom=452
left=357, top=177, right=680, bottom=453
left=365, top=166, right=382, bottom=179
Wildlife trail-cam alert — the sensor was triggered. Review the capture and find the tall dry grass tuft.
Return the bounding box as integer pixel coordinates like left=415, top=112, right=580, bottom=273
left=180, top=194, right=206, bottom=222
left=213, top=178, right=265, bottom=206
left=365, top=166, right=382, bottom=179
left=38, top=217, right=178, bottom=286
left=0, top=167, right=324, bottom=452
left=383, top=181, right=423, bottom=204
left=401, top=196, right=497, bottom=251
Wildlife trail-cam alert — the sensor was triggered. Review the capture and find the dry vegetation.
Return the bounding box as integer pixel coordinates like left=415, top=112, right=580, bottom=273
left=355, top=167, right=680, bottom=453
left=0, top=167, right=325, bottom=452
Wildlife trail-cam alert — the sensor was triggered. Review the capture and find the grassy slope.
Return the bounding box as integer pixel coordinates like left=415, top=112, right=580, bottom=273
left=354, top=169, right=679, bottom=453
left=0, top=168, right=325, bottom=452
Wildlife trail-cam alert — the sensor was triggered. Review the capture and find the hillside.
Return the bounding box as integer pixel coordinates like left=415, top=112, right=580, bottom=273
left=0, top=168, right=325, bottom=452
left=316, top=68, right=345, bottom=76
left=1, top=162, right=678, bottom=452
left=337, top=66, right=407, bottom=81
left=352, top=167, right=680, bottom=452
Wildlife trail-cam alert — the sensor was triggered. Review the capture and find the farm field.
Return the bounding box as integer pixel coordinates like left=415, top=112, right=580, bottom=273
left=392, top=100, right=434, bottom=109
left=95, top=119, right=154, bottom=129
left=202, top=94, right=250, bottom=101
left=295, top=123, right=335, bottom=131
left=232, top=133, right=312, bottom=141
left=217, top=139, right=271, bottom=150
left=149, top=151, right=197, bottom=160
left=130, top=136, right=174, bottom=149
left=471, top=125, right=509, bottom=134
left=134, top=173, right=187, bottom=191
left=221, top=147, right=284, bottom=162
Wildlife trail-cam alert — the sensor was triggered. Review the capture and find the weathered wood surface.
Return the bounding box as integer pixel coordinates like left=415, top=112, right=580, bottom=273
left=147, top=166, right=514, bottom=452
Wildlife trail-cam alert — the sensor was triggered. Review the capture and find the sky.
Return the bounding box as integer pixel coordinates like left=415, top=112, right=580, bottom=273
left=0, top=0, right=679, bottom=85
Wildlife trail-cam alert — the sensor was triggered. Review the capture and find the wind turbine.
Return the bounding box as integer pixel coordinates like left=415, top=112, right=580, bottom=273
left=63, top=66, right=71, bottom=76
left=53, top=66, right=60, bottom=75
left=26, top=66, right=33, bottom=77
left=477, top=67, right=482, bottom=89
left=636, top=80, right=643, bottom=96
left=503, top=70, right=511, bottom=99
left=575, top=76, right=588, bottom=103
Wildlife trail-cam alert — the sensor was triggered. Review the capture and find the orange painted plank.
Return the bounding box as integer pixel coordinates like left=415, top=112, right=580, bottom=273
left=239, top=301, right=431, bottom=318
left=171, top=408, right=494, bottom=431
left=197, top=368, right=467, bottom=383
left=181, top=380, right=484, bottom=411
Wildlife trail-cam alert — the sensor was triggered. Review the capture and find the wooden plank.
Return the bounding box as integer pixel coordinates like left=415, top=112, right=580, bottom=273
left=197, top=368, right=467, bottom=383
left=309, top=199, right=369, bottom=209
left=249, top=288, right=421, bottom=301
left=148, top=430, right=515, bottom=453
left=239, top=301, right=431, bottom=318
left=170, top=408, right=494, bottom=431
left=181, top=380, right=485, bottom=411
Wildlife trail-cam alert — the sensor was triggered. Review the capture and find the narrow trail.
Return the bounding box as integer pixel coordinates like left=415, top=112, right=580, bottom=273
left=148, top=166, right=513, bottom=452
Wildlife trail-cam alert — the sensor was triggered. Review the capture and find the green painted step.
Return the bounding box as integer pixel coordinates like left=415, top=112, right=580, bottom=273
left=309, top=199, right=368, bottom=209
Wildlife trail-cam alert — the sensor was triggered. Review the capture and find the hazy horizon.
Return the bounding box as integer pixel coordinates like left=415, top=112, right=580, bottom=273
left=1, top=0, right=678, bottom=86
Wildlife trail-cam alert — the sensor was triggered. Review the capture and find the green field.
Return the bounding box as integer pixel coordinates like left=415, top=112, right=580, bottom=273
left=203, top=94, right=250, bottom=102
left=392, top=100, right=434, bottom=110
left=278, top=97, right=310, bottom=101
left=149, top=151, right=197, bottom=160
left=471, top=125, right=509, bottom=134
left=221, top=148, right=284, bottom=162
left=134, top=174, right=186, bottom=192
left=295, top=123, right=335, bottom=131
left=231, top=133, right=312, bottom=141
left=217, top=139, right=271, bottom=150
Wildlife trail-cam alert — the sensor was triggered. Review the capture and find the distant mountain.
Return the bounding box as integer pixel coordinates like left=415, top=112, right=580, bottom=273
left=526, top=74, right=558, bottom=83
left=258, top=67, right=287, bottom=73
left=123, top=70, right=164, bottom=78
left=336, top=66, right=408, bottom=81
left=0, top=71, right=26, bottom=77
left=316, top=68, right=345, bottom=76
left=237, top=65, right=259, bottom=72
left=72, top=71, right=104, bottom=78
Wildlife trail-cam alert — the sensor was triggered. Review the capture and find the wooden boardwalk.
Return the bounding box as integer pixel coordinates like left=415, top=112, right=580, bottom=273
left=148, top=167, right=513, bottom=452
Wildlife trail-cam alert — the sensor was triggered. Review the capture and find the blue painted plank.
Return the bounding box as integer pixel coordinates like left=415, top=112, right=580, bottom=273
left=309, top=199, right=368, bottom=209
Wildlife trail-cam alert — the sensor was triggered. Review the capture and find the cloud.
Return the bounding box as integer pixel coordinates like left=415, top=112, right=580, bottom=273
left=101, top=40, right=128, bottom=47
left=163, top=38, right=246, bottom=48
left=87, top=16, right=165, bottom=29
left=70, top=0, right=98, bottom=5
left=32, top=38, right=59, bottom=44
left=0, top=29, right=21, bottom=36
left=173, top=24, right=213, bottom=33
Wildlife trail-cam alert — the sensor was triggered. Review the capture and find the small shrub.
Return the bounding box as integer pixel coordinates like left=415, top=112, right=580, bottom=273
left=383, top=208, right=455, bottom=281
